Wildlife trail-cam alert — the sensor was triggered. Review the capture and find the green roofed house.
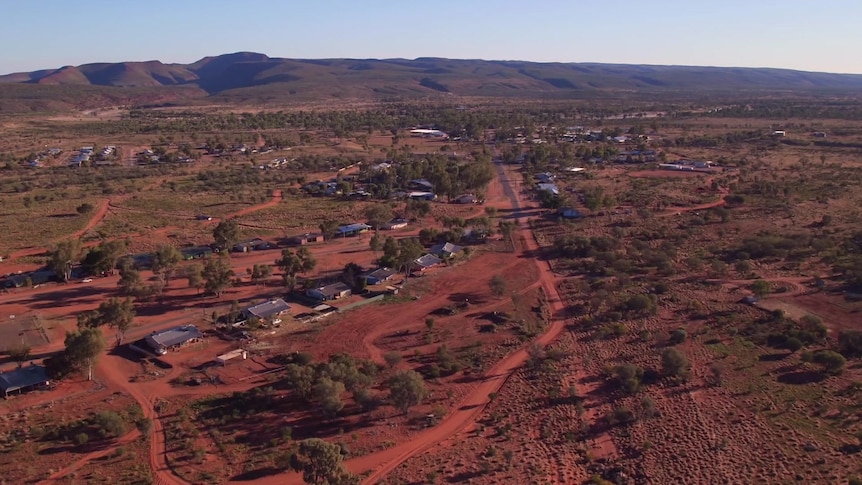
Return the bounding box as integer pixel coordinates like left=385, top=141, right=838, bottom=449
left=0, top=364, right=50, bottom=397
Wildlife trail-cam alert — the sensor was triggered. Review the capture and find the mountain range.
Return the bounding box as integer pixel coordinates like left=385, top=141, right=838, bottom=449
left=3, top=52, right=862, bottom=110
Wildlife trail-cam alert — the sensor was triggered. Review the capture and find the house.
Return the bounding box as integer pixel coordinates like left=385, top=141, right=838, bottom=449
left=363, top=267, right=397, bottom=285
left=454, top=194, right=478, bottom=204
left=409, top=129, right=448, bottom=139
left=290, top=232, right=324, bottom=245
left=563, top=167, right=586, bottom=173
left=413, top=254, right=443, bottom=272
left=407, top=179, right=435, bottom=191
left=232, top=238, right=272, bottom=252
left=336, top=223, right=371, bottom=237
left=144, top=325, right=202, bottom=355
left=536, top=183, right=560, bottom=196
left=430, top=242, right=464, bottom=259
left=382, top=219, right=408, bottom=230
left=772, top=130, right=786, bottom=137
left=243, top=298, right=291, bottom=324
left=306, top=282, right=352, bottom=301
left=0, top=364, right=50, bottom=397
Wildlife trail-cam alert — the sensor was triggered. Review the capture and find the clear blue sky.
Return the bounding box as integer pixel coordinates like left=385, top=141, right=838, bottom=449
left=4, top=0, right=862, bottom=75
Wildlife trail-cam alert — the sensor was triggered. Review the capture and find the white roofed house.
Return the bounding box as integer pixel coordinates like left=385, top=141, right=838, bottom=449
left=412, top=254, right=443, bottom=274
left=429, top=242, right=464, bottom=259
left=242, top=298, right=291, bottom=326
left=306, top=282, right=352, bottom=301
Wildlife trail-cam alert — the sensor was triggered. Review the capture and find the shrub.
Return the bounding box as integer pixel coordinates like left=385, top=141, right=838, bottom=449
left=93, top=411, right=127, bottom=438
left=811, top=350, right=846, bottom=375
left=74, top=432, right=89, bottom=446
left=837, top=330, right=862, bottom=358
left=668, top=328, right=687, bottom=345
left=383, top=351, right=402, bottom=368
left=661, top=348, right=690, bottom=379
left=612, top=364, right=644, bottom=395
left=784, top=337, right=803, bottom=352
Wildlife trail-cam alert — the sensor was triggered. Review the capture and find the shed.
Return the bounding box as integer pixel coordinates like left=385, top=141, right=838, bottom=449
left=0, top=364, right=50, bottom=397
left=216, top=349, right=248, bottom=366
left=429, top=242, right=464, bottom=258
left=336, top=223, right=371, bottom=237
left=290, top=233, right=324, bottom=245
left=413, top=254, right=443, bottom=272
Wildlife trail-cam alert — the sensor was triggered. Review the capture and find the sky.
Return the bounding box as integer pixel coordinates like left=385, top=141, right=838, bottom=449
left=3, top=0, right=862, bottom=75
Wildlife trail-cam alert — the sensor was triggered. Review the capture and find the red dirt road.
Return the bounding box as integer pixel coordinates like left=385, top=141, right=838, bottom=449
left=8, top=198, right=110, bottom=260
left=225, top=189, right=282, bottom=219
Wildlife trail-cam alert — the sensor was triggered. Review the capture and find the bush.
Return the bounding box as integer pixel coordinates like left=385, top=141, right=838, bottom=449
left=811, top=350, right=846, bottom=375
left=784, top=337, right=804, bottom=352
left=668, top=328, right=687, bottom=345
left=383, top=351, right=402, bottom=368
left=74, top=432, right=89, bottom=445
left=837, top=330, right=862, bottom=358
left=93, top=411, right=127, bottom=438
left=661, top=348, right=690, bottom=379
left=612, top=364, right=644, bottom=395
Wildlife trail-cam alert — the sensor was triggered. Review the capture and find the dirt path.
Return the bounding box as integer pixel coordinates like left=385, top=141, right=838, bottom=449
left=224, top=190, right=282, bottom=219
left=351, top=160, right=613, bottom=482
left=8, top=198, right=110, bottom=260
left=40, top=428, right=142, bottom=483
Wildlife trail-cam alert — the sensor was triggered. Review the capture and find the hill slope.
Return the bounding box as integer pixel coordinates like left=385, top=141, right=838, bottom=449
left=2, top=53, right=862, bottom=107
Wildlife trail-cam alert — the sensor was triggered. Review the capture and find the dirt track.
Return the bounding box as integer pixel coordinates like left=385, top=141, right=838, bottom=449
left=8, top=198, right=110, bottom=260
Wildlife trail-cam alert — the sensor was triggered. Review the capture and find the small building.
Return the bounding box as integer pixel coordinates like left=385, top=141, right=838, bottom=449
left=0, top=364, right=50, bottom=397
left=290, top=232, right=324, bottom=245
left=363, top=267, right=397, bottom=285
left=812, top=131, right=827, bottom=138
left=243, top=298, right=291, bottom=324
left=382, top=219, right=408, bottom=230
left=216, top=349, right=248, bottom=366
left=145, top=325, right=202, bottom=355
left=306, top=282, right=352, bottom=301
left=232, top=238, right=273, bottom=253
left=408, top=179, right=435, bottom=191
left=336, top=223, right=371, bottom=237
left=429, top=242, right=464, bottom=259
left=407, top=191, right=437, bottom=201
left=454, top=194, right=478, bottom=204
left=413, top=254, right=443, bottom=272
left=771, top=130, right=786, bottom=137
left=536, top=183, right=560, bottom=196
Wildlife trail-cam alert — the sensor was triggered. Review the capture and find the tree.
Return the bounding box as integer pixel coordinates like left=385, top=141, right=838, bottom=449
left=363, top=204, right=393, bottom=231
left=7, top=344, right=31, bottom=366
left=369, top=231, right=385, bottom=256
left=117, top=260, right=143, bottom=296
left=203, top=255, right=234, bottom=297
left=249, top=264, right=273, bottom=285
left=340, top=262, right=364, bottom=289
left=395, top=238, right=424, bottom=275
left=319, top=219, right=340, bottom=241
left=313, top=377, right=346, bottom=418
left=151, top=244, right=183, bottom=286
left=661, top=348, right=690, bottom=379
left=64, top=327, right=105, bottom=381
left=290, top=438, right=357, bottom=485
left=49, top=239, right=82, bottom=281
left=276, top=247, right=316, bottom=291
left=81, top=239, right=127, bottom=276
left=213, top=219, right=240, bottom=249
left=489, top=275, right=506, bottom=297
left=185, top=263, right=204, bottom=293
left=97, top=297, right=135, bottom=345
left=388, top=370, right=428, bottom=413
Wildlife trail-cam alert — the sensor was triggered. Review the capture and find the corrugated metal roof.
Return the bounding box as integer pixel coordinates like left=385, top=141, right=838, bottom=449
left=0, top=365, right=49, bottom=394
